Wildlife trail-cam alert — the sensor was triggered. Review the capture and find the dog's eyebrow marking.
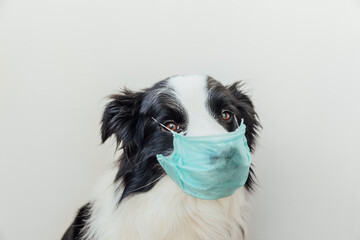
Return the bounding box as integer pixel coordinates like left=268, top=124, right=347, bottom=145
left=140, top=83, right=186, bottom=117
left=148, top=88, right=168, bottom=104
left=206, top=77, right=233, bottom=115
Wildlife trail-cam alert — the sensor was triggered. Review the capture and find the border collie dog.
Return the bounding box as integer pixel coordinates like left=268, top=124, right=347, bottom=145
left=62, top=75, right=260, bottom=240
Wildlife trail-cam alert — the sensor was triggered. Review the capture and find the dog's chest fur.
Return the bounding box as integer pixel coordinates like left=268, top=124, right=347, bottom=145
left=82, top=171, right=249, bottom=240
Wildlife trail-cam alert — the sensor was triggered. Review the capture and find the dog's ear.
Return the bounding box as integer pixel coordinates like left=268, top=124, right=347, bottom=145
left=227, top=82, right=261, bottom=152
left=101, top=88, right=144, bottom=149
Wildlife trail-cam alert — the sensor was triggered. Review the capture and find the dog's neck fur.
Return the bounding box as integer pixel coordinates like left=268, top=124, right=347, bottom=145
left=82, top=168, right=250, bottom=240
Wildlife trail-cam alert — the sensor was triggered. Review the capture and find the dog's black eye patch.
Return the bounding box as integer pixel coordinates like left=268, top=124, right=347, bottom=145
left=113, top=82, right=190, bottom=202
left=143, top=87, right=188, bottom=132
left=206, top=79, right=239, bottom=131
left=150, top=105, right=188, bottom=133
left=158, top=107, right=187, bottom=125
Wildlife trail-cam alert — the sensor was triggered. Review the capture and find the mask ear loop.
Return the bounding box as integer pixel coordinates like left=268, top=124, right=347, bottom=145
left=235, top=117, right=244, bottom=128
left=235, top=117, right=239, bottom=127
left=151, top=117, right=175, bottom=133
left=151, top=117, right=187, bottom=135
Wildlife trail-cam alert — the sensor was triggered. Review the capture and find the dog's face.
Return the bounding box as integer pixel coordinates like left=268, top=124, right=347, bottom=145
left=101, top=75, right=260, bottom=201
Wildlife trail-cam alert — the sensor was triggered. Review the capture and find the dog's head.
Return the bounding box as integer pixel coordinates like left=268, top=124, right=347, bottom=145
left=101, top=75, right=260, bottom=201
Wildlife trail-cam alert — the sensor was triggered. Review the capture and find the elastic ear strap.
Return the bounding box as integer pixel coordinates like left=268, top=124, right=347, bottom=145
left=151, top=117, right=174, bottom=132
left=235, top=117, right=244, bottom=127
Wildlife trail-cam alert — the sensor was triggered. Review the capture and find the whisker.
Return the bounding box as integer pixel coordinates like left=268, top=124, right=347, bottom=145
left=125, top=174, right=165, bottom=194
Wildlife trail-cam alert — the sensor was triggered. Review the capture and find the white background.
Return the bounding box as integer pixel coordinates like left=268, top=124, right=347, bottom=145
left=1, top=0, right=360, bottom=239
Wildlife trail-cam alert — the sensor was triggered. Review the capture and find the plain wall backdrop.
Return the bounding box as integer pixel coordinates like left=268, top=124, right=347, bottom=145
left=1, top=0, right=360, bottom=239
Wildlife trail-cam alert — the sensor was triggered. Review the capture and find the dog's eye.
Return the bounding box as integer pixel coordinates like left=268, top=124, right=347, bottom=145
left=221, top=111, right=232, bottom=121
left=165, top=122, right=179, bottom=131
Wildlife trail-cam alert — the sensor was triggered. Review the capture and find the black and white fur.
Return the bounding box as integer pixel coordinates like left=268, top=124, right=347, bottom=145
left=62, top=75, right=260, bottom=240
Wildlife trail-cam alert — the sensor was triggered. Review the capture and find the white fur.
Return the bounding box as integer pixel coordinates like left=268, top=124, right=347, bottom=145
left=81, top=75, right=251, bottom=240
left=82, top=170, right=250, bottom=240
left=168, top=75, right=227, bottom=136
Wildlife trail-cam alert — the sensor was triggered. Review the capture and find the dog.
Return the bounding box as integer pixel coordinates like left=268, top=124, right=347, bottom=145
left=62, top=75, right=260, bottom=240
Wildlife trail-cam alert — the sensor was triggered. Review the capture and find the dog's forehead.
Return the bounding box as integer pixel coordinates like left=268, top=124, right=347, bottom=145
left=167, top=75, right=227, bottom=136
left=167, top=75, right=209, bottom=105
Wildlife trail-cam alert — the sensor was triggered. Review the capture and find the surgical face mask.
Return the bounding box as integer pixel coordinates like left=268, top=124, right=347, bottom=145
left=152, top=117, right=251, bottom=200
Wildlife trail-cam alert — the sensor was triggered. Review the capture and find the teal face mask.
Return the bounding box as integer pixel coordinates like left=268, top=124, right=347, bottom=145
left=152, top=117, right=251, bottom=200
